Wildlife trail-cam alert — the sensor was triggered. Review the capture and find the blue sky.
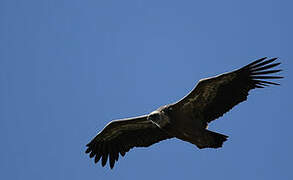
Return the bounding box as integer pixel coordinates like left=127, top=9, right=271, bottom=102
left=1, top=0, right=292, bottom=179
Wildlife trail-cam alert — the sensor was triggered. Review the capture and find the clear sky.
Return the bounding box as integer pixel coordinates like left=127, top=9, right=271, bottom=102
left=1, top=0, right=292, bottom=179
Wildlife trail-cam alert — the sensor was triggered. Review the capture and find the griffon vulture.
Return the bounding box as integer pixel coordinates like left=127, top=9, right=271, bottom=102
left=85, top=57, right=282, bottom=169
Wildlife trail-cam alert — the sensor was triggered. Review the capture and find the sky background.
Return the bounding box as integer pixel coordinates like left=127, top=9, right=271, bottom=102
left=1, top=0, right=293, bottom=179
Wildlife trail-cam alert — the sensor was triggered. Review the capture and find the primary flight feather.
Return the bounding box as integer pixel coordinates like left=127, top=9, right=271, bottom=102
left=85, top=57, right=283, bottom=169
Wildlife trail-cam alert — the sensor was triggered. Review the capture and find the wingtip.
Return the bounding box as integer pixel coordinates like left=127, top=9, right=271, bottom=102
left=85, top=148, right=91, bottom=154
left=102, top=161, right=107, bottom=167
left=269, top=57, right=278, bottom=61
left=94, top=157, right=99, bottom=163
left=242, top=57, right=268, bottom=70
left=101, top=153, right=108, bottom=167
left=259, top=56, right=268, bottom=60
left=89, top=151, right=95, bottom=158
left=250, top=58, right=279, bottom=70
left=94, top=154, right=101, bottom=163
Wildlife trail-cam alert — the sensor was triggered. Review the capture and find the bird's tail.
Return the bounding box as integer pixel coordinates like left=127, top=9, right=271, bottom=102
left=196, top=130, right=228, bottom=149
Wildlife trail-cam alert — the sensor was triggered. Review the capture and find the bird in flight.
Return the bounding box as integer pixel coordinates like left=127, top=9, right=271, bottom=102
left=85, top=57, right=283, bottom=169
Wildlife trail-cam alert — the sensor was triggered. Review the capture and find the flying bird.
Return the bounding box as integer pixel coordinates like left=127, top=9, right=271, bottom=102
left=85, top=57, right=283, bottom=169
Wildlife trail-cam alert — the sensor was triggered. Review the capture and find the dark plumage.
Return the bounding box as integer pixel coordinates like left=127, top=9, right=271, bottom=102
left=86, top=57, right=283, bottom=169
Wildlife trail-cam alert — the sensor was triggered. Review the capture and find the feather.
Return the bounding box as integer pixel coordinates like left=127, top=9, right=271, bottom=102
left=251, top=69, right=282, bottom=75
left=243, top=57, right=267, bottom=69
left=252, top=63, right=281, bottom=72
left=253, top=80, right=280, bottom=86
left=101, top=144, right=108, bottom=167
left=95, top=151, right=102, bottom=163
left=252, top=76, right=283, bottom=79
left=250, top=58, right=277, bottom=69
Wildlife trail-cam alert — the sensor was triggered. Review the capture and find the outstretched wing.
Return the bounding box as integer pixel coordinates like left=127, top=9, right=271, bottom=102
left=85, top=115, right=172, bottom=169
left=172, top=57, right=283, bottom=124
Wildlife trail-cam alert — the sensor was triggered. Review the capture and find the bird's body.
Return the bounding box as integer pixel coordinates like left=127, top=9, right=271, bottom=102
left=86, top=57, right=283, bottom=169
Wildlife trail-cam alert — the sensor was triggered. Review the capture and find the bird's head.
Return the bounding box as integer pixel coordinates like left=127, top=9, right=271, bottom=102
left=147, top=110, right=161, bottom=122
left=147, top=110, right=170, bottom=128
